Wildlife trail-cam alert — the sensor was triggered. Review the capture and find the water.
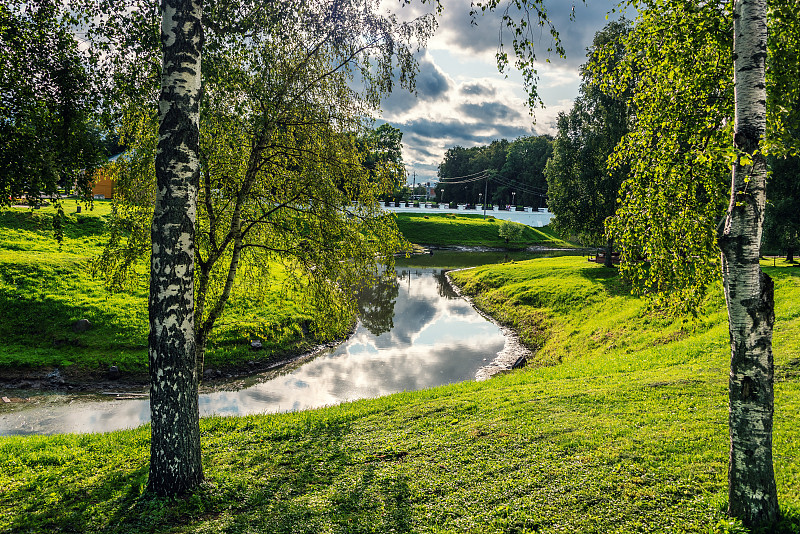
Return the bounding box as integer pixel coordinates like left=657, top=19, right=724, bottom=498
left=0, top=265, right=508, bottom=436
left=0, top=250, right=583, bottom=436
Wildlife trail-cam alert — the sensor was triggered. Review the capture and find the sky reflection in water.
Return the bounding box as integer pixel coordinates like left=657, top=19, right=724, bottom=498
left=0, top=267, right=506, bottom=435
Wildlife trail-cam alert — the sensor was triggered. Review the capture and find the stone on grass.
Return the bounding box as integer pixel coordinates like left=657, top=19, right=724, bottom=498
left=72, top=318, right=92, bottom=333
left=107, top=365, right=120, bottom=380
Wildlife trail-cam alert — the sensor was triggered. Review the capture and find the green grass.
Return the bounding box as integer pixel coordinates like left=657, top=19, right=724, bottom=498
left=1, top=256, right=798, bottom=533
left=0, top=205, right=343, bottom=379
left=394, top=212, right=570, bottom=248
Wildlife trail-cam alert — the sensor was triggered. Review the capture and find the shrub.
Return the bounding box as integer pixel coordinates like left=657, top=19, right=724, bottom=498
left=498, top=220, right=523, bottom=244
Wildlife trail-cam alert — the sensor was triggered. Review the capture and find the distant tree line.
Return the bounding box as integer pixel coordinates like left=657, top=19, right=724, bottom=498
left=437, top=136, right=552, bottom=208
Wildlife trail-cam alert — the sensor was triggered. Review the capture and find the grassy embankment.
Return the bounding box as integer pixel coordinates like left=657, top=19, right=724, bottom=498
left=394, top=212, right=570, bottom=248
left=0, top=204, right=337, bottom=381
left=1, top=256, right=799, bottom=533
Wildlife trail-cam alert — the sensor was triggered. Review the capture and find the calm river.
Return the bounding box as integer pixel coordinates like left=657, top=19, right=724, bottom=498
left=0, top=251, right=574, bottom=436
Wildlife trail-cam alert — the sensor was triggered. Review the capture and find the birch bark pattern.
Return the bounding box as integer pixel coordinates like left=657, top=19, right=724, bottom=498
left=718, top=0, right=778, bottom=525
left=148, top=0, right=204, bottom=495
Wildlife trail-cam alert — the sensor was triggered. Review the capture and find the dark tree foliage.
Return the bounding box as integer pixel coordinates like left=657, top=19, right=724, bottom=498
left=0, top=1, right=106, bottom=208
left=763, top=154, right=800, bottom=261
left=499, top=136, right=551, bottom=207
left=360, top=123, right=406, bottom=198
left=438, top=136, right=552, bottom=207
left=544, top=19, right=632, bottom=253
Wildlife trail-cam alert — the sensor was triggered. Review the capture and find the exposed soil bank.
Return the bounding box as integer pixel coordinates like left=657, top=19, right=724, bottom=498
left=0, top=336, right=353, bottom=395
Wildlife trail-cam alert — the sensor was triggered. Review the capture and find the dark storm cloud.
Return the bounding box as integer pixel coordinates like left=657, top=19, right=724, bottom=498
left=406, top=144, right=441, bottom=161
left=416, top=58, right=451, bottom=98
left=438, top=0, right=625, bottom=69
left=401, top=117, right=532, bottom=147
left=459, top=101, right=522, bottom=122
left=408, top=163, right=440, bottom=182
left=460, top=82, right=496, bottom=96
left=381, top=54, right=451, bottom=114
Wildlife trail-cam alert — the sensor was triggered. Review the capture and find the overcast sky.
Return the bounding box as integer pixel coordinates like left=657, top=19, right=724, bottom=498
left=377, top=0, right=627, bottom=186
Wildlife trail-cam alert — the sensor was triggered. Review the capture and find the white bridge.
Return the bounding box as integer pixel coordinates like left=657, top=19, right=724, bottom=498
left=381, top=202, right=554, bottom=228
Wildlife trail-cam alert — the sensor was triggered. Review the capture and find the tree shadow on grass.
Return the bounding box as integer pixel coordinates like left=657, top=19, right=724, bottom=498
left=211, top=417, right=414, bottom=534
left=576, top=263, right=629, bottom=298
left=232, top=465, right=414, bottom=534
left=5, top=462, right=151, bottom=533
left=0, top=209, right=107, bottom=240
left=4, top=416, right=414, bottom=534
left=0, top=289, right=146, bottom=357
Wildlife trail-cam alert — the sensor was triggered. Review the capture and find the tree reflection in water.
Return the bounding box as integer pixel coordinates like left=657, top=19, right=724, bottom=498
left=356, top=274, right=399, bottom=335
left=433, top=270, right=459, bottom=299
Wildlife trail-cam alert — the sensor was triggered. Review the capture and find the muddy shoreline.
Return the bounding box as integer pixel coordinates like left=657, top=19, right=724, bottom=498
left=445, top=269, right=533, bottom=380
left=0, top=333, right=355, bottom=396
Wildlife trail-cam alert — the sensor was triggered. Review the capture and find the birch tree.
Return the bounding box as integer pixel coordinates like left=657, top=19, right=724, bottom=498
left=147, top=0, right=204, bottom=496
left=86, top=0, right=432, bottom=497
left=717, top=0, right=778, bottom=524
left=593, top=0, right=800, bottom=526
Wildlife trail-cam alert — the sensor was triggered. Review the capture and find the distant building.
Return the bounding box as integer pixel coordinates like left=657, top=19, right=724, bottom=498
left=91, top=173, right=114, bottom=199
left=90, top=152, right=125, bottom=199
left=411, top=180, right=439, bottom=200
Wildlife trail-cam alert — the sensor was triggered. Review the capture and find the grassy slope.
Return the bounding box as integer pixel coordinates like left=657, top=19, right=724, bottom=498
left=1, top=256, right=798, bottom=533
left=394, top=212, right=570, bottom=248
left=0, top=205, right=334, bottom=378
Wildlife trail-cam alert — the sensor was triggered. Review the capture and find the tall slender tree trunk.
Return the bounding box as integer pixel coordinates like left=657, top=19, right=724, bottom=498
left=604, top=238, right=614, bottom=268
left=717, top=0, right=778, bottom=526
left=147, top=0, right=204, bottom=496
left=786, top=247, right=794, bottom=263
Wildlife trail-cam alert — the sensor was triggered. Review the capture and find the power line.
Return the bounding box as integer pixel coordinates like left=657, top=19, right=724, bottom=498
left=438, top=169, right=491, bottom=182
left=439, top=170, right=548, bottom=197
left=437, top=173, right=491, bottom=185
left=490, top=175, right=548, bottom=195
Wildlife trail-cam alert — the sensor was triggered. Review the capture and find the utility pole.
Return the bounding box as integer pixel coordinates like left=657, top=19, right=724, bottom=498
left=483, top=176, right=488, bottom=220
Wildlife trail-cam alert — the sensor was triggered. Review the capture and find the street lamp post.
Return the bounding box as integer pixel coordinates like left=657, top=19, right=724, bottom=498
left=440, top=189, right=444, bottom=207
left=512, top=191, right=516, bottom=210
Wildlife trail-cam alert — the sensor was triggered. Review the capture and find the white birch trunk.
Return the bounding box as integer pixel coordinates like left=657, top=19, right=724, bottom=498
left=148, top=0, right=204, bottom=496
left=718, top=0, right=778, bottom=526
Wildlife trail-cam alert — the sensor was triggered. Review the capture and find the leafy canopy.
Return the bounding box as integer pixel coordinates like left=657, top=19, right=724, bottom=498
left=595, top=0, right=800, bottom=311
left=544, top=19, right=632, bottom=246
left=0, top=0, right=107, bottom=208
left=90, top=0, right=436, bottom=352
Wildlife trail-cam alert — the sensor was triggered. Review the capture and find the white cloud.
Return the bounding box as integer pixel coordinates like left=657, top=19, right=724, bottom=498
left=374, top=0, right=626, bottom=183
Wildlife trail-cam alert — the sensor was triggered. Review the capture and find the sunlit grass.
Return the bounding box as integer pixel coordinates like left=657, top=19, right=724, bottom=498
left=0, top=206, right=339, bottom=377
left=394, top=212, right=571, bottom=248
left=1, top=256, right=798, bottom=532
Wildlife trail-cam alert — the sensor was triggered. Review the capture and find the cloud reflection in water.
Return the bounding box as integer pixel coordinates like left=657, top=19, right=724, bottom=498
left=0, top=268, right=505, bottom=435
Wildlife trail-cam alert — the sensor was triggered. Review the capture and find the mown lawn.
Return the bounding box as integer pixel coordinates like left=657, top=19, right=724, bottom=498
left=0, top=204, right=337, bottom=379
left=394, top=212, right=570, bottom=248
left=0, top=256, right=797, bottom=533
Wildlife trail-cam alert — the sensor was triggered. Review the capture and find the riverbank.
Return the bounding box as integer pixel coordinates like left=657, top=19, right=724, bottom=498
left=445, top=268, right=533, bottom=380
left=0, top=205, right=350, bottom=387
left=2, top=256, right=799, bottom=533
left=394, top=212, right=570, bottom=249
left=0, top=204, right=570, bottom=388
